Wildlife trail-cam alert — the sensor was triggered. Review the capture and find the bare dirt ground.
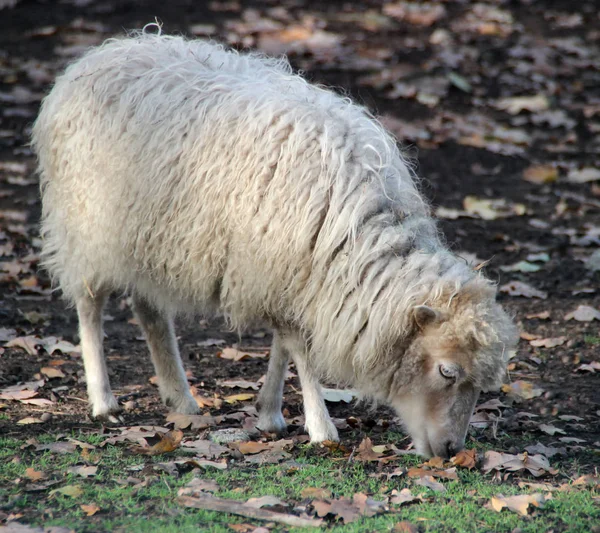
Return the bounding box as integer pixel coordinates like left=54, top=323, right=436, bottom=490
left=0, top=0, right=599, bottom=502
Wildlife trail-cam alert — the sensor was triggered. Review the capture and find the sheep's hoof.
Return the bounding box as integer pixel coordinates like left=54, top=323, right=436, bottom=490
left=90, top=401, right=123, bottom=425
left=166, top=396, right=201, bottom=415
left=256, top=413, right=288, bottom=435
left=307, top=421, right=339, bottom=444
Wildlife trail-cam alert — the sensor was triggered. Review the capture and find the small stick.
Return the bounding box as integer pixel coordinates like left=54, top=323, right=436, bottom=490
left=177, top=494, right=323, bottom=528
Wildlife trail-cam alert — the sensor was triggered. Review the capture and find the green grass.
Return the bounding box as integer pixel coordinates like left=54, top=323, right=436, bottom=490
left=584, top=335, right=600, bottom=345
left=0, top=433, right=598, bottom=533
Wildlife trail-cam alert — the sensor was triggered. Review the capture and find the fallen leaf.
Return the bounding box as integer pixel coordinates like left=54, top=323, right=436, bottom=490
left=236, top=441, right=272, bottom=455
left=538, top=424, right=566, bottom=436
left=463, top=196, right=526, bottom=220
left=178, top=477, right=220, bottom=496
left=218, top=347, right=268, bottom=361
left=389, top=488, right=420, bottom=506
left=224, top=393, right=255, bottom=404
left=49, top=485, right=83, bottom=498
left=17, top=416, right=44, bottom=425
left=483, top=451, right=557, bottom=477
left=495, top=94, right=549, bottom=114
left=131, top=429, right=183, bottom=455
left=488, top=493, right=548, bottom=515
left=101, top=426, right=171, bottom=447
left=355, top=437, right=386, bottom=462
left=529, top=336, right=567, bottom=348
left=523, top=165, right=558, bottom=184
left=408, top=467, right=458, bottom=480
left=500, top=281, right=547, bottom=299
left=564, top=305, right=600, bottom=322
left=219, top=379, right=261, bottom=390
left=322, top=388, right=357, bottom=403
left=575, top=362, right=600, bottom=373
left=81, top=503, right=100, bottom=516
left=525, top=443, right=567, bottom=458
left=500, top=260, right=541, bottom=273
left=415, top=475, right=446, bottom=492
left=40, top=367, right=66, bottom=379
left=525, top=311, right=551, bottom=320
left=394, top=521, right=419, bottom=533
left=245, top=495, right=286, bottom=509
left=573, top=475, right=600, bottom=487
left=301, top=487, right=332, bottom=499
left=178, top=493, right=322, bottom=528
left=451, top=449, right=477, bottom=469
left=25, top=468, right=45, bottom=481
left=181, top=439, right=228, bottom=459
left=67, top=465, right=98, bottom=478
left=567, top=167, right=600, bottom=183
left=35, top=442, right=78, bottom=454
left=501, top=381, right=544, bottom=401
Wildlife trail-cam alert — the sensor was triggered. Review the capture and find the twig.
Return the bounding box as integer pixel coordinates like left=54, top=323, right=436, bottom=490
left=177, top=494, right=323, bottom=528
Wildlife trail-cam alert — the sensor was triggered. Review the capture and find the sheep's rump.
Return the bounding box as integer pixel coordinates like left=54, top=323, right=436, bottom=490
left=34, top=33, right=440, bottom=341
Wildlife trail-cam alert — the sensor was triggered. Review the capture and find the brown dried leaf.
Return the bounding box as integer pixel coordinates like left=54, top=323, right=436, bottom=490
left=523, top=165, right=558, bottom=184
left=67, top=465, right=98, bottom=478
left=488, top=493, right=548, bottom=515
left=529, top=336, right=567, bottom=348
left=355, top=437, right=384, bottom=462
left=218, top=347, right=268, bottom=361
left=389, top=488, right=419, bottom=506
left=394, top=521, right=419, bottom=533
left=17, top=416, right=44, bottom=425
left=49, top=484, right=83, bottom=498
left=181, top=439, right=228, bottom=459
left=81, top=503, right=100, bottom=516
left=500, top=281, right=547, bottom=299
left=131, top=429, right=183, bottom=455
left=25, top=467, right=45, bottom=481
left=501, top=380, right=544, bottom=401
left=483, top=451, right=557, bottom=477
left=538, top=424, right=565, bottom=436
left=223, top=393, right=255, bottom=404
left=301, top=487, right=332, bottom=499
left=219, top=379, right=261, bottom=390
left=245, top=495, right=286, bottom=509
left=415, top=475, right=446, bottom=492
left=178, top=477, right=220, bottom=496
left=40, top=367, right=66, bottom=379
left=236, top=441, right=272, bottom=455
left=496, top=94, right=549, bottom=114
left=451, top=449, right=477, bottom=469
left=564, top=305, right=600, bottom=322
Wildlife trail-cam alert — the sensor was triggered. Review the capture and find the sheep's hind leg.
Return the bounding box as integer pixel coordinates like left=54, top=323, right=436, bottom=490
left=285, top=331, right=338, bottom=443
left=256, top=330, right=289, bottom=434
left=76, top=289, right=121, bottom=422
left=133, top=294, right=199, bottom=414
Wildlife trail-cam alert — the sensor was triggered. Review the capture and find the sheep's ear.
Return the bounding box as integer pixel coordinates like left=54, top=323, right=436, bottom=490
left=413, top=305, right=439, bottom=330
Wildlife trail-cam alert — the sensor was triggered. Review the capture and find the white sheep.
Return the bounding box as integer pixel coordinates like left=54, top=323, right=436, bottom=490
left=32, top=31, right=517, bottom=458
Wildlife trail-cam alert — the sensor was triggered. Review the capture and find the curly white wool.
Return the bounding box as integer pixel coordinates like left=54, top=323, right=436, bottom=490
left=33, top=32, right=510, bottom=404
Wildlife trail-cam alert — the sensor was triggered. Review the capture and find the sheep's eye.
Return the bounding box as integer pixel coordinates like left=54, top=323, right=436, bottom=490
left=439, top=364, right=458, bottom=381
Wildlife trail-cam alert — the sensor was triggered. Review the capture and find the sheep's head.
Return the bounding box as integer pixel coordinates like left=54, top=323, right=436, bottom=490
left=389, top=291, right=518, bottom=459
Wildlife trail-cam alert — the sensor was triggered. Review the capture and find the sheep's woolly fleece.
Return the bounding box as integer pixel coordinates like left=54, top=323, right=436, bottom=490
left=32, top=31, right=516, bottom=398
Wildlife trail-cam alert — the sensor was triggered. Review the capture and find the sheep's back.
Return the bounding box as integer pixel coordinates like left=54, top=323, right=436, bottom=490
left=33, top=34, right=427, bottom=326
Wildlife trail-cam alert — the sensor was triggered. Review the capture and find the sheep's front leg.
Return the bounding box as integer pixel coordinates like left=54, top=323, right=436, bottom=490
left=256, top=330, right=289, bottom=434
left=284, top=330, right=338, bottom=443
left=133, top=294, right=199, bottom=414
left=76, top=289, right=120, bottom=421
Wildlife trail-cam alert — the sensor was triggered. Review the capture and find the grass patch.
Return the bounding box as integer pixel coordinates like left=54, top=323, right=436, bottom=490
left=0, top=433, right=598, bottom=532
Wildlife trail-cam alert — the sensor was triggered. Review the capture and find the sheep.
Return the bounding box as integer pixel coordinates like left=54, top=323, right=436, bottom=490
left=32, top=30, right=518, bottom=458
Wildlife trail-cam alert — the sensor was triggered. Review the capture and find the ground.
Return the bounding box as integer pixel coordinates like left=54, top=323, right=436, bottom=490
left=0, top=0, right=599, bottom=532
